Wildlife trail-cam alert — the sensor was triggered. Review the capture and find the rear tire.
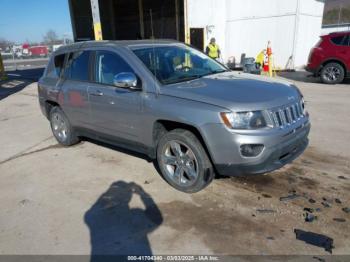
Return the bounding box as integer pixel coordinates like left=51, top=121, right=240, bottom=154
left=320, top=62, right=345, bottom=84
left=49, top=106, right=80, bottom=146
left=156, top=129, right=215, bottom=193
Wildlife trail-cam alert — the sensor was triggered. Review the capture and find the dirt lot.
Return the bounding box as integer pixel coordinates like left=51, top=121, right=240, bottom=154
left=0, top=71, right=349, bottom=256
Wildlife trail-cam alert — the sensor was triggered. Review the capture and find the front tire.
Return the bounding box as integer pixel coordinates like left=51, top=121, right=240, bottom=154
left=320, top=62, right=345, bottom=84
left=49, top=106, right=80, bottom=146
left=156, top=129, right=215, bottom=193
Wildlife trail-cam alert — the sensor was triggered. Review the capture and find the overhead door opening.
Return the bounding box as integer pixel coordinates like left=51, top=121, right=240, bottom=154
left=70, top=0, right=185, bottom=42
left=69, top=0, right=95, bottom=41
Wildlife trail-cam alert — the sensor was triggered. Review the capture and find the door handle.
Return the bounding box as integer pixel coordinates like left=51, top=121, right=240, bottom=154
left=89, top=90, right=104, bottom=96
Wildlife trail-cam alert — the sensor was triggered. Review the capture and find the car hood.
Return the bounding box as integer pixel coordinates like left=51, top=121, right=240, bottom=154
left=160, top=72, right=301, bottom=111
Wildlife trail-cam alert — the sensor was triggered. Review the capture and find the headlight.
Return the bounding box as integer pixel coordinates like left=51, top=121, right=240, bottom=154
left=220, top=111, right=270, bottom=130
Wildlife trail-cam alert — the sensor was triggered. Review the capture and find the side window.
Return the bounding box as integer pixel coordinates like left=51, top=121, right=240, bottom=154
left=46, top=54, right=65, bottom=78
left=331, top=35, right=347, bottom=46
left=94, top=51, right=134, bottom=85
left=344, top=35, right=350, bottom=46
left=65, top=51, right=90, bottom=81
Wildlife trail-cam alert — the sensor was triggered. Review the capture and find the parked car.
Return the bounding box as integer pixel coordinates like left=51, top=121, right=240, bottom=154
left=38, top=40, right=310, bottom=193
left=306, top=31, right=350, bottom=84
left=29, top=46, right=49, bottom=58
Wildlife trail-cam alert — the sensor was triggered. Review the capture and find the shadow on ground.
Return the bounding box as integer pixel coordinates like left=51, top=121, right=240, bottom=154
left=84, top=181, right=163, bottom=260
left=0, top=68, right=44, bottom=100
left=278, top=71, right=350, bottom=84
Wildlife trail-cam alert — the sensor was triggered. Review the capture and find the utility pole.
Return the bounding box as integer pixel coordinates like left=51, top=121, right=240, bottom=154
left=90, top=0, right=103, bottom=40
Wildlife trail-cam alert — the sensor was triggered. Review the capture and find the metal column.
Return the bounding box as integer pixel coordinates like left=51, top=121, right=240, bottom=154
left=90, top=0, right=103, bottom=40
left=184, top=0, right=190, bottom=44
left=138, top=0, right=145, bottom=39
left=109, top=0, right=117, bottom=39
left=175, top=0, right=180, bottom=41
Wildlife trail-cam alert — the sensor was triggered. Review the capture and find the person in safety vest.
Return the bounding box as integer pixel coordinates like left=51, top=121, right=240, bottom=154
left=256, top=49, right=266, bottom=67
left=206, top=38, right=221, bottom=60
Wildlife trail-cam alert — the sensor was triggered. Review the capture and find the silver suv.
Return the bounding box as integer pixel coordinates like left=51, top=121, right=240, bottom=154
left=38, top=40, right=310, bottom=193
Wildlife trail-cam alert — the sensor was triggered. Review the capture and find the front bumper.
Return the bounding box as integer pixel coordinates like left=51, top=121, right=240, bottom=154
left=201, top=118, right=310, bottom=176
left=215, top=129, right=309, bottom=176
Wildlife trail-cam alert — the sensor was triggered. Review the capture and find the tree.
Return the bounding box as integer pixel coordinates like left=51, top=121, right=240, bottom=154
left=0, top=38, right=14, bottom=51
left=43, top=30, right=59, bottom=45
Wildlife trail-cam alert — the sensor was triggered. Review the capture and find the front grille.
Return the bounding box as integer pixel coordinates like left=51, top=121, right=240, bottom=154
left=270, top=101, right=304, bottom=128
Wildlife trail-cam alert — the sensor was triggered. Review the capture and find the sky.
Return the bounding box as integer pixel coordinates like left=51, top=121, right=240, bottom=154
left=0, top=0, right=73, bottom=43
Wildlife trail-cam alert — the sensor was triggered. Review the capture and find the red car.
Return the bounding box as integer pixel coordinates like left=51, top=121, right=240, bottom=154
left=29, top=46, right=49, bottom=58
left=306, top=31, right=350, bottom=84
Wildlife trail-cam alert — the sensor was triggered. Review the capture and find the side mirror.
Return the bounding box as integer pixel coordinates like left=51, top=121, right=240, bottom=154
left=113, top=72, right=140, bottom=90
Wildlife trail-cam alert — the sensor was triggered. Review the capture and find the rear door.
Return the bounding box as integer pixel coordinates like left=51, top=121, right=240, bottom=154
left=38, top=53, right=68, bottom=119
left=39, top=53, right=66, bottom=102
left=331, top=34, right=349, bottom=66
left=60, top=50, right=92, bottom=128
left=88, top=49, right=143, bottom=142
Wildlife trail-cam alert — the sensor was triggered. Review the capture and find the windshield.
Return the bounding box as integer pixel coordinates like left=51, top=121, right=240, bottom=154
left=132, top=44, right=228, bottom=85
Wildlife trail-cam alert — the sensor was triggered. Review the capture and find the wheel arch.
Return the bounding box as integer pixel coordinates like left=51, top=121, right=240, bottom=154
left=44, top=100, right=60, bottom=119
left=319, top=59, right=347, bottom=77
left=152, top=120, right=214, bottom=165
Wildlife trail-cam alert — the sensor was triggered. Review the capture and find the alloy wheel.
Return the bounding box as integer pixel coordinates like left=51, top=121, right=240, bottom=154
left=161, top=140, right=199, bottom=187
left=324, top=66, right=341, bottom=82
left=51, top=112, right=68, bottom=142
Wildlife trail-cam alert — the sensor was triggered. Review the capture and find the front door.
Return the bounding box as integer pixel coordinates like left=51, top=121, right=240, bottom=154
left=88, top=50, right=143, bottom=142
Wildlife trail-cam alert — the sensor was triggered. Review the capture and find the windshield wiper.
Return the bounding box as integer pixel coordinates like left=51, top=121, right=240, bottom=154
left=205, top=69, right=229, bottom=76
left=163, top=75, right=203, bottom=84
left=162, top=70, right=230, bottom=85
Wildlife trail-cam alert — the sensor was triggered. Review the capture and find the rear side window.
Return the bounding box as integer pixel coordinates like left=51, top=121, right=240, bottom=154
left=46, top=54, right=65, bottom=78
left=331, top=35, right=348, bottom=46
left=64, top=51, right=91, bottom=81
left=94, top=51, right=134, bottom=85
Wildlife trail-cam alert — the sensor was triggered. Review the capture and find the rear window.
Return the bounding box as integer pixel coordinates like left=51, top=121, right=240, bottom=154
left=46, top=54, right=65, bottom=78
left=330, top=35, right=348, bottom=46
left=64, top=51, right=91, bottom=81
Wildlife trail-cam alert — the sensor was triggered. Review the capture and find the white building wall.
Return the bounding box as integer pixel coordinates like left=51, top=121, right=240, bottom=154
left=321, top=24, right=350, bottom=35
left=294, top=0, right=324, bottom=68
left=225, top=0, right=297, bottom=68
left=187, top=0, right=325, bottom=69
left=187, top=0, right=227, bottom=57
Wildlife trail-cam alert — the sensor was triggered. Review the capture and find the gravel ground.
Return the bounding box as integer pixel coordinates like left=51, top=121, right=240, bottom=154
left=0, top=71, right=349, bottom=256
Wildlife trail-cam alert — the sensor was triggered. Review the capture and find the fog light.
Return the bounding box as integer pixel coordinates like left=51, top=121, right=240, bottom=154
left=240, top=144, right=264, bottom=157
